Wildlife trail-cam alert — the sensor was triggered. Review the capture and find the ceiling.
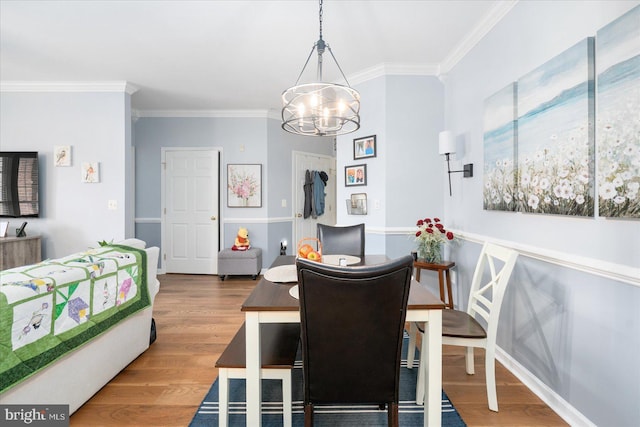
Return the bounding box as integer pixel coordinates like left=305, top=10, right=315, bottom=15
left=0, top=0, right=516, bottom=114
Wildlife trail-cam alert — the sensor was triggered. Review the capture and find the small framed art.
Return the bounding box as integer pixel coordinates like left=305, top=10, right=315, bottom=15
left=345, top=164, right=367, bottom=187
left=227, top=164, right=262, bottom=207
left=54, top=145, right=71, bottom=166
left=353, top=135, right=376, bottom=159
left=81, top=162, right=99, bottom=183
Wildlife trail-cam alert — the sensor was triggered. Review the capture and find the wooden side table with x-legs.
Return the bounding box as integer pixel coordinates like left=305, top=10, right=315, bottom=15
left=413, top=260, right=455, bottom=309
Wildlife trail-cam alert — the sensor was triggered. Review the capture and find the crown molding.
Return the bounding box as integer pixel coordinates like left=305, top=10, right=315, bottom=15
left=348, top=63, right=440, bottom=86
left=135, top=109, right=270, bottom=118
left=0, top=81, right=139, bottom=94
left=440, top=0, right=518, bottom=74
left=347, top=1, right=517, bottom=84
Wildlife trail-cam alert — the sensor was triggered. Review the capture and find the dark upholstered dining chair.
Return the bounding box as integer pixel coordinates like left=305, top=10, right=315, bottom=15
left=316, top=223, right=365, bottom=256
left=296, top=255, right=414, bottom=427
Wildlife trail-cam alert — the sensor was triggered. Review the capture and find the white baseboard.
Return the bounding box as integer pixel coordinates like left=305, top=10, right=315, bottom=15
left=495, top=346, right=596, bottom=427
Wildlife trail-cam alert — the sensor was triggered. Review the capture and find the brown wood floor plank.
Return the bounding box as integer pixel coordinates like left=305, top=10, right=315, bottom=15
left=70, top=273, right=568, bottom=426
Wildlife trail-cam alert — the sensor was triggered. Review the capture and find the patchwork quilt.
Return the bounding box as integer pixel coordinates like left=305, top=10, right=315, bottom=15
left=0, top=244, right=148, bottom=394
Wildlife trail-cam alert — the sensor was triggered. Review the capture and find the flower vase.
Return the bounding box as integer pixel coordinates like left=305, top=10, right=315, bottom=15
left=417, top=241, right=442, bottom=264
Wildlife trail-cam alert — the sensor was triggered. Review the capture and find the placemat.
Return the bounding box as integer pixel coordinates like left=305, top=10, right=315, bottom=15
left=263, top=264, right=297, bottom=283
left=288, top=284, right=299, bottom=300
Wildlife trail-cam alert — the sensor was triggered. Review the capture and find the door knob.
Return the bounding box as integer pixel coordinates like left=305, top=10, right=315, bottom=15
left=297, top=213, right=302, bottom=218
left=210, top=216, right=217, bottom=221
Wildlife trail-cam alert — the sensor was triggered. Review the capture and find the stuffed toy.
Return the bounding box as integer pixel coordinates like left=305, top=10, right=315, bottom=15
left=232, top=227, right=251, bottom=251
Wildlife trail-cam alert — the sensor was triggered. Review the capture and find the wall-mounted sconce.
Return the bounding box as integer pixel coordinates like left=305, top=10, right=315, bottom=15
left=439, top=131, right=473, bottom=196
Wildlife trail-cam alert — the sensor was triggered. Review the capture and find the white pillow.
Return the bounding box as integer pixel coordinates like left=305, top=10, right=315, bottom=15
left=117, top=238, right=147, bottom=249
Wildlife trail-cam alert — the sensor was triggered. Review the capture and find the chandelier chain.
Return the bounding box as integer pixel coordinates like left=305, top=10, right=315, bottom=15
left=319, top=0, right=323, bottom=40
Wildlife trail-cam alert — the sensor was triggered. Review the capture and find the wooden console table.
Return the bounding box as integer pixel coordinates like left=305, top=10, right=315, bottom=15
left=414, top=260, right=455, bottom=309
left=0, top=235, right=42, bottom=270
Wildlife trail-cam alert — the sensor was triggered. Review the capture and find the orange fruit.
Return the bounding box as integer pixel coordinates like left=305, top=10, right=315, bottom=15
left=298, top=244, right=313, bottom=258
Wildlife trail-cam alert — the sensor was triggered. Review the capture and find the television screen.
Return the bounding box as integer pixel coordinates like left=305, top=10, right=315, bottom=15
left=0, top=152, right=40, bottom=217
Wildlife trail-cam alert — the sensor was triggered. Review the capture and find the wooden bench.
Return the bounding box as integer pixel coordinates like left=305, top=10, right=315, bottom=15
left=215, top=322, right=300, bottom=427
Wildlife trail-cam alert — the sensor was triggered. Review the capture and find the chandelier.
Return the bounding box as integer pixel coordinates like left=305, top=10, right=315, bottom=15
left=281, top=0, right=361, bottom=137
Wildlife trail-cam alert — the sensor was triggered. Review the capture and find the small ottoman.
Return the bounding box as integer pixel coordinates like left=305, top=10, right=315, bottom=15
left=218, top=247, right=262, bottom=280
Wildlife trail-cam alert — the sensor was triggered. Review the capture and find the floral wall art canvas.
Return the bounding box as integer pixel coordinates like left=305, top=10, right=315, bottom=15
left=516, top=37, right=595, bottom=216
left=596, top=5, right=640, bottom=218
left=483, top=82, right=518, bottom=211
left=227, top=164, right=261, bottom=207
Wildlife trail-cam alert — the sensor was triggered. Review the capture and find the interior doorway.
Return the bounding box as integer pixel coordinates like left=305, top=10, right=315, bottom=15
left=161, top=148, right=220, bottom=274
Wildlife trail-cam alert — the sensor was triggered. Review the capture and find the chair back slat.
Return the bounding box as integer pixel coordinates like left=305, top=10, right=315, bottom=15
left=467, top=242, right=519, bottom=340
left=470, top=299, right=491, bottom=324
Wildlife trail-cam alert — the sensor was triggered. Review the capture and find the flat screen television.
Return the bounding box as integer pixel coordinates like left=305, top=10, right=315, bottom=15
left=0, top=152, right=40, bottom=218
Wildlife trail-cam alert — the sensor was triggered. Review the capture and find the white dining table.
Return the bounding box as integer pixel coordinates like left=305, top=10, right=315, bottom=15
left=241, top=255, right=445, bottom=427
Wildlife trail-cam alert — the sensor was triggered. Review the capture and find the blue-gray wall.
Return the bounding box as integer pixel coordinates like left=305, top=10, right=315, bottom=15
left=337, top=74, right=447, bottom=258
left=264, top=116, right=334, bottom=267
left=440, top=2, right=640, bottom=426
left=0, top=90, right=132, bottom=258
left=133, top=115, right=333, bottom=269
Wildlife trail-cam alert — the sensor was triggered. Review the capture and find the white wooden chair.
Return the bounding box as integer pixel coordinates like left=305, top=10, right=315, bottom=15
left=408, top=242, right=519, bottom=412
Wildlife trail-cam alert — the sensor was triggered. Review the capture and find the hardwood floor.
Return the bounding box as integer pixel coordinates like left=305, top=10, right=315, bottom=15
left=71, top=274, right=567, bottom=426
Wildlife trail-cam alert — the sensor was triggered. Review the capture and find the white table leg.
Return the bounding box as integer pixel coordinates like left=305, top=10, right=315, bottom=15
left=424, top=309, right=442, bottom=427
left=245, top=312, right=261, bottom=426
left=218, top=369, right=229, bottom=427
left=416, top=326, right=426, bottom=405
left=407, top=322, right=418, bottom=369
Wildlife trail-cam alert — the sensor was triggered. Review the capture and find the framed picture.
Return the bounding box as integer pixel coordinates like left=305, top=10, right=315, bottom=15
left=517, top=37, right=594, bottom=217
left=227, top=164, right=262, bottom=207
left=596, top=6, right=639, bottom=218
left=483, top=82, right=517, bottom=212
left=346, top=193, right=368, bottom=215
left=54, top=145, right=71, bottom=166
left=353, top=135, right=376, bottom=159
left=345, top=164, right=367, bottom=187
left=81, top=162, right=99, bottom=183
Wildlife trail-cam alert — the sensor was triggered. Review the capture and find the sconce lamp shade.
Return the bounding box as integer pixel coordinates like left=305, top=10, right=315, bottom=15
left=439, top=129, right=474, bottom=196
left=439, top=131, right=456, bottom=155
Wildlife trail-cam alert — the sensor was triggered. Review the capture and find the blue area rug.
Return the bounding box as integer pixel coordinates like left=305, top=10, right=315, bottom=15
left=190, top=335, right=466, bottom=426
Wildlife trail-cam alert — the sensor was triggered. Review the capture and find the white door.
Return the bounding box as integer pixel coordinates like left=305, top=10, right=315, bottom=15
left=293, top=151, right=336, bottom=247
left=163, top=149, right=220, bottom=274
